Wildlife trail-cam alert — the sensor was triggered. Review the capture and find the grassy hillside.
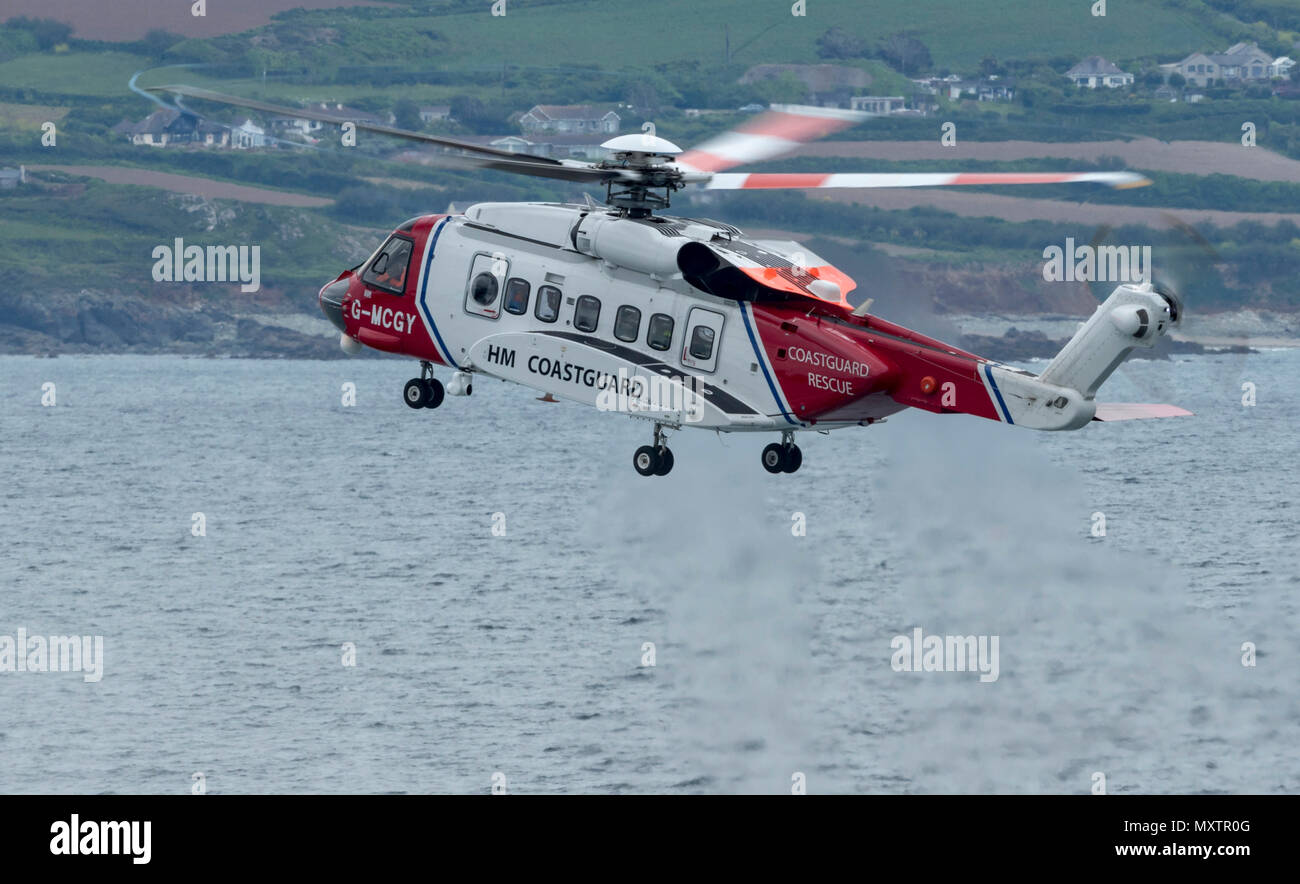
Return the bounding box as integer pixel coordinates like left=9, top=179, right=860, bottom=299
left=189, top=0, right=1231, bottom=73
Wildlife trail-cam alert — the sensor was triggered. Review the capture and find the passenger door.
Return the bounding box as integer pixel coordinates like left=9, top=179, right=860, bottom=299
left=679, top=306, right=724, bottom=373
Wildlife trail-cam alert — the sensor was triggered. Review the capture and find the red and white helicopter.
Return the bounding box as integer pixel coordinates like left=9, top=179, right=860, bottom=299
left=151, top=86, right=1191, bottom=476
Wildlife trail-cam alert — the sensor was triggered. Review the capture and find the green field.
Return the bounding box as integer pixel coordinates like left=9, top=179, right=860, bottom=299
left=210, top=0, right=1230, bottom=73
left=0, top=51, right=152, bottom=98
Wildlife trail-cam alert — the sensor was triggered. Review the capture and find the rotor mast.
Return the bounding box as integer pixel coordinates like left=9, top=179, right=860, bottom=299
left=597, top=134, right=686, bottom=217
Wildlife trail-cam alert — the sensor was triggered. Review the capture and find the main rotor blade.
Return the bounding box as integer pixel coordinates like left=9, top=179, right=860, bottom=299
left=677, top=104, right=870, bottom=174
left=701, top=170, right=1152, bottom=190
left=145, top=84, right=567, bottom=167
left=425, top=151, right=628, bottom=185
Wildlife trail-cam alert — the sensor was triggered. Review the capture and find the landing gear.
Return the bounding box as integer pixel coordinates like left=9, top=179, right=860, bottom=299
left=404, top=362, right=445, bottom=410
left=633, top=424, right=674, bottom=477
left=762, top=431, right=802, bottom=474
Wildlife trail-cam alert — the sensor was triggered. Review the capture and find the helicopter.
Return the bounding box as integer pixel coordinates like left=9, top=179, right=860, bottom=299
left=147, top=86, right=1190, bottom=476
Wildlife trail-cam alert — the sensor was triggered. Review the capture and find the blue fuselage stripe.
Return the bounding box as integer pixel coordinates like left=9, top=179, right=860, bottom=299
left=984, top=364, right=1013, bottom=424
left=740, top=303, right=796, bottom=425
left=418, top=217, right=459, bottom=369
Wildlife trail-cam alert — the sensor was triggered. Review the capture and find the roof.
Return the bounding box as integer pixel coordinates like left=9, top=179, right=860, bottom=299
left=1179, top=42, right=1272, bottom=67
left=309, top=102, right=386, bottom=123
left=118, top=108, right=190, bottom=136
left=1067, top=56, right=1128, bottom=77
left=0, top=167, right=23, bottom=179
left=1224, top=42, right=1269, bottom=57
left=523, top=104, right=619, bottom=121
left=535, top=134, right=613, bottom=146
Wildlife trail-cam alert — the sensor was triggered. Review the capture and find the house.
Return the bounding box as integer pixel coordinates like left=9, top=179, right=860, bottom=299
left=111, top=109, right=228, bottom=147
left=268, top=115, right=321, bottom=137
left=1065, top=56, right=1134, bottom=89
left=1220, top=41, right=1273, bottom=79
left=0, top=166, right=24, bottom=189
left=518, top=105, right=620, bottom=136
left=465, top=135, right=537, bottom=154
left=231, top=119, right=266, bottom=149
left=1272, top=56, right=1295, bottom=79
left=535, top=133, right=613, bottom=161
left=113, top=109, right=194, bottom=146
left=975, top=77, right=1016, bottom=101
left=1174, top=42, right=1275, bottom=87
left=193, top=120, right=230, bottom=147
left=849, top=95, right=905, bottom=114
left=419, top=105, right=451, bottom=123
left=941, top=78, right=1016, bottom=102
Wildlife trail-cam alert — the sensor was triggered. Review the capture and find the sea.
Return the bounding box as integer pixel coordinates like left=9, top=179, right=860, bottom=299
left=1, top=350, right=1297, bottom=794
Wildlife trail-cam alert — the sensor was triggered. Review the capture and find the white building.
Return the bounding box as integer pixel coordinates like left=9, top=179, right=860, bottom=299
left=1065, top=56, right=1134, bottom=89
left=849, top=95, right=905, bottom=114
left=232, top=119, right=266, bottom=149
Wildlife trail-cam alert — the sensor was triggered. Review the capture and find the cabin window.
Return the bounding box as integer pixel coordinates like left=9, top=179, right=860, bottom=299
left=503, top=278, right=530, bottom=315
left=464, top=252, right=507, bottom=319
left=574, top=295, right=601, bottom=333
left=688, top=325, right=716, bottom=360
left=535, top=285, right=562, bottom=323
left=613, top=305, right=641, bottom=343
left=681, top=306, right=725, bottom=373
left=647, top=313, right=674, bottom=351
left=362, top=235, right=414, bottom=294
left=470, top=273, right=498, bottom=306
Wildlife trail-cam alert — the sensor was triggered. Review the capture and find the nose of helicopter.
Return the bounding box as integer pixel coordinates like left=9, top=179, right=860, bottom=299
left=319, top=276, right=348, bottom=332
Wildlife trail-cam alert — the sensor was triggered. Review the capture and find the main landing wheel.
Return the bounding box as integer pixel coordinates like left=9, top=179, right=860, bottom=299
left=634, top=423, right=675, bottom=477
left=404, top=377, right=445, bottom=409
left=404, top=378, right=428, bottom=409
left=634, top=445, right=660, bottom=477
left=424, top=378, right=445, bottom=409
left=653, top=446, right=674, bottom=476
left=762, top=442, right=803, bottom=474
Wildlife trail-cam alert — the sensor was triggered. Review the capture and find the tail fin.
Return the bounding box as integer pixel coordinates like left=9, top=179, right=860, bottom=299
left=1038, top=283, right=1178, bottom=397
left=978, top=283, right=1188, bottom=430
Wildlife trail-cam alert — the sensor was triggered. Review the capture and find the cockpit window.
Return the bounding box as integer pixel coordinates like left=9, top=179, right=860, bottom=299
left=362, top=235, right=414, bottom=294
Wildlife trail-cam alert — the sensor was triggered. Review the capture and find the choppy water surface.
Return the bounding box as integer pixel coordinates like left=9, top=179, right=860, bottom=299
left=1, top=351, right=1296, bottom=793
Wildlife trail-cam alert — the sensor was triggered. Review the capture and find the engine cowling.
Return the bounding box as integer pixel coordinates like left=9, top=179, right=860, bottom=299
left=571, top=213, right=685, bottom=277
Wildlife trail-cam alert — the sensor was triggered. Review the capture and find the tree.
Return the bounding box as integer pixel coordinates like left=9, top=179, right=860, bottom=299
left=393, top=99, right=422, bottom=131
left=877, top=32, right=932, bottom=76
left=815, top=27, right=868, bottom=60
left=624, top=81, right=661, bottom=115
left=979, top=56, right=1004, bottom=78
left=139, top=29, right=183, bottom=59
left=4, top=16, right=73, bottom=50
left=1169, top=72, right=1186, bottom=88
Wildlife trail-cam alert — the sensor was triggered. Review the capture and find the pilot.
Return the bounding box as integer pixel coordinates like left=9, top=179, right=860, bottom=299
left=375, top=248, right=407, bottom=289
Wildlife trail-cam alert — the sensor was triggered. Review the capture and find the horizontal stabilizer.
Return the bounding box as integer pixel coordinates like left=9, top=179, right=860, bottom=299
left=1093, top=403, right=1193, bottom=421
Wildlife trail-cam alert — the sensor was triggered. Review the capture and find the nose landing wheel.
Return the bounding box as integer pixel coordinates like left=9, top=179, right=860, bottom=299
left=404, top=362, right=445, bottom=410
left=762, top=432, right=802, bottom=474
left=633, top=424, right=674, bottom=477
